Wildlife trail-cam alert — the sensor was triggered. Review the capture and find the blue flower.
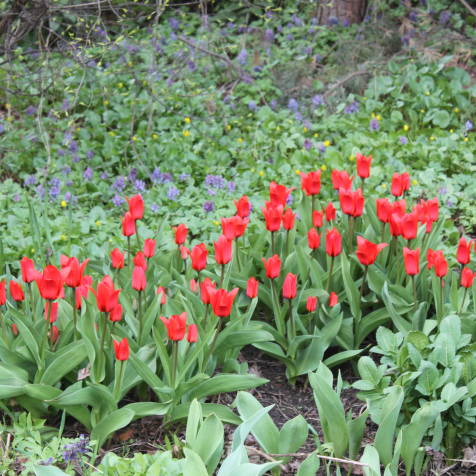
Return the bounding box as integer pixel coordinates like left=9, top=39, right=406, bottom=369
left=178, top=173, right=190, bottom=182
left=134, top=180, right=146, bottom=192
left=465, top=120, right=473, bottom=131
left=112, top=194, right=124, bottom=207
left=112, top=176, right=126, bottom=192
left=167, top=186, right=180, bottom=201
left=288, top=98, right=299, bottom=112
left=237, top=49, right=248, bottom=65
left=399, top=136, right=408, bottom=144
left=248, top=101, right=257, bottom=111
left=344, top=101, right=359, bottom=114
left=205, top=175, right=226, bottom=189
left=151, top=203, right=159, bottom=212
left=264, top=29, right=274, bottom=42
left=304, top=139, right=312, bottom=150
left=227, top=181, right=236, bottom=193
left=312, top=95, right=324, bottom=106
left=83, top=167, right=93, bottom=180
left=369, top=118, right=380, bottom=131
left=24, top=175, right=37, bottom=186
left=203, top=201, right=215, bottom=213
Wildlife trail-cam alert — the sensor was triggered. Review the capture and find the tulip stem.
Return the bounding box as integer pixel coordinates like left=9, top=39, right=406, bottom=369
left=113, top=359, right=126, bottom=402
left=71, top=288, right=78, bottom=340
left=359, top=266, right=368, bottom=301
left=460, top=287, right=468, bottom=313
left=285, top=230, right=290, bottom=258
left=171, top=341, right=178, bottom=389
left=219, top=264, right=225, bottom=288
left=326, top=257, right=334, bottom=293
left=271, top=231, right=275, bottom=256
left=412, top=275, right=417, bottom=311
left=311, top=195, right=316, bottom=215
left=287, top=302, right=295, bottom=345
left=348, top=216, right=355, bottom=249
left=380, top=222, right=386, bottom=243
left=135, top=221, right=141, bottom=249
left=99, top=312, right=108, bottom=361
left=137, top=291, right=143, bottom=345
left=204, top=318, right=223, bottom=373
left=127, top=236, right=131, bottom=269
left=438, top=278, right=444, bottom=324
left=28, top=282, right=35, bottom=321
left=0, top=309, right=7, bottom=347
left=235, top=238, right=241, bottom=272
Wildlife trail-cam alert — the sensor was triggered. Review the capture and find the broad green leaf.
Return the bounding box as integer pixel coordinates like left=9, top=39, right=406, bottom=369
left=91, top=408, right=135, bottom=448
left=341, top=253, right=361, bottom=322
left=0, top=362, right=28, bottom=398
left=279, top=415, right=308, bottom=454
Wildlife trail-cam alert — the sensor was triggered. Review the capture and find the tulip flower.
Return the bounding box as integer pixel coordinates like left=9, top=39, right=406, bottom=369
left=246, top=277, right=259, bottom=299
left=144, top=239, right=156, bottom=258
left=214, top=235, right=232, bottom=265
left=307, top=228, right=321, bottom=250
left=261, top=202, right=283, bottom=232
left=109, top=303, right=123, bottom=322
left=325, top=228, right=342, bottom=257
left=427, top=197, right=439, bottom=222
left=44, top=301, right=59, bottom=323
left=187, top=324, right=198, bottom=343
left=160, top=312, right=187, bottom=340
left=222, top=216, right=248, bottom=240
left=91, top=275, right=120, bottom=313
left=339, top=188, right=364, bottom=217
left=50, top=325, right=59, bottom=345
left=122, top=212, right=136, bottom=236
left=11, top=324, right=18, bottom=336
left=110, top=248, right=125, bottom=269
left=9, top=281, right=24, bottom=302
left=113, top=337, right=130, bottom=360
left=209, top=288, right=239, bottom=317
left=461, top=267, right=476, bottom=289
left=127, top=194, right=144, bottom=221
left=331, top=170, right=353, bottom=190
left=200, top=278, right=216, bottom=305
left=306, top=296, right=317, bottom=312
left=356, top=237, right=388, bottom=266
left=36, top=265, right=63, bottom=301
left=403, top=248, right=420, bottom=276
left=391, top=172, right=410, bottom=197
left=376, top=198, right=392, bottom=223
left=401, top=212, right=419, bottom=241
left=132, top=266, right=146, bottom=291
left=329, top=292, right=338, bottom=307
left=325, top=202, right=336, bottom=222
left=356, top=153, right=372, bottom=179
left=312, top=210, right=323, bottom=228
left=75, top=275, right=92, bottom=310
left=282, top=273, right=297, bottom=300
left=282, top=208, right=296, bottom=231
left=20, top=257, right=41, bottom=283
left=269, top=181, right=293, bottom=206
left=191, top=243, right=208, bottom=272
left=156, top=286, right=167, bottom=305
left=262, top=255, right=281, bottom=279
left=457, top=237, right=471, bottom=265
left=389, top=213, right=403, bottom=237
left=234, top=195, right=251, bottom=218
left=61, top=256, right=89, bottom=288
left=174, top=224, right=188, bottom=245
left=190, top=279, right=199, bottom=292
left=133, top=251, right=147, bottom=270
left=0, top=280, right=6, bottom=306
left=301, top=171, right=321, bottom=196
left=180, top=246, right=190, bottom=260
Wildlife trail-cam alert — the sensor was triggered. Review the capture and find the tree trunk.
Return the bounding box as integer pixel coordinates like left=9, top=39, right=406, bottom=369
left=316, top=0, right=367, bottom=26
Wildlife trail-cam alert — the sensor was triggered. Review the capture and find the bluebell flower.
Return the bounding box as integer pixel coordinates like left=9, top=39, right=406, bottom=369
left=62, top=166, right=71, bottom=176
left=227, top=181, right=236, bottom=193
left=205, top=175, right=226, bottom=189
left=134, top=180, right=146, bottom=192
left=465, top=120, right=473, bottom=131
left=100, top=172, right=108, bottom=180
left=83, top=167, right=93, bottom=180
left=25, top=105, right=37, bottom=115
left=286, top=34, right=294, bottom=41
left=63, top=435, right=89, bottom=463
left=264, top=29, right=274, bottom=42
left=128, top=168, right=138, bottom=181
left=151, top=203, right=159, bottom=212
left=203, top=201, right=215, bottom=213
left=328, top=17, right=339, bottom=26
left=65, top=180, right=73, bottom=187
left=72, top=154, right=81, bottom=163
left=304, top=46, right=312, bottom=56
left=57, top=148, right=65, bottom=157
left=315, top=54, right=322, bottom=63
left=399, top=136, right=408, bottom=144
left=312, top=95, right=324, bottom=106
left=370, top=118, right=380, bottom=131
left=342, top=18, right=350, bottom=27
left=178, top=173, right=190, bottom=182
left=49, top=178, right=61, bottom=199
left=167, top=186, right=180, bottom=201
left=61, top=99, right=71, bottom=111
left=69, top=140, right=78, bottom=153
left=248, top=101, right=257, bottom=111
left=344, top=101, right=359, bottom=114
left=439, top=10, right=451, bottom=25
left=286, top=194, right=293, bottom=206
left=36, top=184, right=45, bottom=200
left=112, top=177, right=126, bottom=192
left=317, top=143, right=326, bottom=153
left=24, top=175, right=37, bottom=186
left=288, top=98, right=299, bottom=112
left=270, top=99, right=277, bottom=110
left=187, top=61, right=196, bottom=71
left=304, top=139, right=312, bottom=150
left=112, top=194, right=125, bottom=207
left=295, top=112, right=303, bottom=121
left=64, top=191, right=72, bottom=202
left=409, top=11, right=418, bottom=22
left=150, top=167, right=161, bottom=183
left=168, top=18, right=180, bottom=30
left=292, top=15, right=303, bottom=26
left=86, top=150, right=94, bottom=159
left=237, top=48, right=248, bottom=65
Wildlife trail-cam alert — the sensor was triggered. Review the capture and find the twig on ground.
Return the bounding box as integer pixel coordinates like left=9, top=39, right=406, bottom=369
left=457, top=0, right=476, bottom=19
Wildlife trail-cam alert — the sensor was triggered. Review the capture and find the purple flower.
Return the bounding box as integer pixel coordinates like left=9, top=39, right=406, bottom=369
left=64, top=191, right=72, bottom=202
left=49, top=178, right=61, bottom=199
left=134, top=179, right=146, bottom=192
left=439, top=10, right=451, bottom=25
left=61, top=99, right=71, bottom=111
left=151, top=203, right=159, bottom=213
left=328, top=17, right=339, bottom=26
left=63, top=435, right=89, bottom=463
left=227, top=181, right=236, bottom=193
left=128, top=168, right=138, bottom=182
left=205, top=175, right=226, bottom=189
left=112, top=194, right=125, bottom=207
left=370, top=118, right=380, bottom=131
left=207, top=188, right=217, bottom=196
left=13, top=194, right=21, bottom=202
left=270, top=99, right=277, bottom=110
left=36, top=184, right=45, bottom=200
left=292, top=14, right=303, bottom=26
left=342, top=18, right=350, bottom=27
left=304, top=139, right=312, bottom=150
left=409, top=11, right=418, bottom=22
left=168, top=18, right=180, bottom=31
left=288, top=98, right=299, bottom=112
left=178, top=173, right=190, bottom=182
left=69, top=140, right=78, bottom=153
left=264, top=29, right=274, bottom=42
left=286, top=194, right=293, bottom=206
left=344, top=101, right=359, bottom=114
left=150, top=167, right=161, bottom=183
left=65, top=180, right=73, bottom=187
left=62, top=166, right=71, bottom=176
left=72, top=154, right=81, bottom=163
left=167, top=186, right=180, bottom=201
left=112, top=176, right=126, bottom=192
left=399, top=136, right=408, bottom=144
left=237, top=48, right=248, bottom=66
left=438, top=186, right=447, bottom=195
left=83, top=167, right=93, bottom=180
left=465, top=120, right=473, bottom=131
left=187, top=61, right=196, bottom=71
left=25, top=105, right=37, bottom=115
left=58, top=148, right=65, bottom=157
left=100, top=172, right=108, bottom=180
left=24, top=175, right=37, bottom=186
left=86, top=150, right=94, bottom=160
left=317, top=143, right=326, bottom=153
left=203, top=200, right=215, bottom=213
left=312, top=95, right=324, bottom=106
left=248, top=101, right=257, bottom=111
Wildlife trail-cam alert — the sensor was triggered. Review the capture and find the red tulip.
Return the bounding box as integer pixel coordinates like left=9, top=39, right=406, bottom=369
left=401, top=212, right=419, bottom=240
left=91, top=275, right=120, bottom=313
left=461, top=267, right=476, bottom=288
left=44, top=301, right=59, bottom=323
left=376, top=198, right=392, bottom=223
left=312, top=210, right=323, bottom=228
left=269, top=181, right=293, bottom=206
left=61, top=256, right=89, bottom=288
left=339, top=188, right=364, bottom=217
left=122, top=212, right=136, bottom=237
left=261, top=202, right=283, bottom=232
left=389, top=213, right=403, bottom=237
left=133, top=251, right=147, bottom=270
left=214, top=235, right=233, bottom=265
left=432, top=252, right=448, bottom=277
left=109, top=303, right=123, bottom=322
left=200, top=278, right=216, bottom=304
left=0, top=280, right=6, bottom=306
left=209, top=288, right=239, bottom=317
left=144, top=239, right=156, bottom=258
left=234, top=195, right=251, bottom=218
left=262, top=255, right=281, bottom=279
left=282, top=273, right=297, bottom=299
left=356, top=153, right=372, bottom=179
left=301, top=171, right=321, bottom=196
left=50, top=325, right=59, bottom=344
left=36, top=265, right=63, bottom=301
left=174, top=224, right=188, bottom=245
left=187, top=324, right=198, bottom=343
left=329, top=292, right=338, bottom=307
left=20, top=257, right=41, bottom=283
left=113, top=337, right=130, bottom=360
left=325, top=202, right=336, bottom=222
left=356, top=236, right=388, bottom=266
left=111, top=248, right=125, bottom=269
left=222, top=216, right=248, bottom=239
left=180, top=246, right=190, bottom=260
left=10, top=281, right=24, bottom=302
left=307, top=228, right=321, bottom=250
left=127, top=194, right=144, bottom=221
left=391, top=172, right=410, bottom=197
left=403, top=248, right=420, bottom=276
left=246, top=277, right=259, bottom=298
left=325, top=228, right=342, bottom=257
left=160, top=312, right=187, bottom=340
left=278, top=208, right=294, bottom=231
left=331, top=170, right=353, bottom=191
left=190, top=279, right=199, bottom=292
left=457, top=237, right=471, bottom=265
left=191, top=243, right=208, bottom=271
left=427, top=198, right=439, bottom=222
left=75, top=275, right=92, bottom=309
left=156, top=286, right=167, bottom=305
left=306, top=296, right=317, bottom=312
left=11, top=323, right=18, bottom=336
left=132, top=266, right=146, bottom=291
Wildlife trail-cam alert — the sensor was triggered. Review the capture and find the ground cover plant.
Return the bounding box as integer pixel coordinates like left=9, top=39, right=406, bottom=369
left=1, top=0, right=476, bottom=474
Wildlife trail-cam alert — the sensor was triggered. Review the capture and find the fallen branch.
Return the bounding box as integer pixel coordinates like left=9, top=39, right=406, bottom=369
left=324, top=70, right=371, bottom=98
left=457, top=0, right=476, bottom=19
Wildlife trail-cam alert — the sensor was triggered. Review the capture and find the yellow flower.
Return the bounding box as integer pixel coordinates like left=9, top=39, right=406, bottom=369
left=295, top=169, right=301, bottom=175
left=381, top=183, right=387, bottom=190
left=313, top=133, right=319, bottom=137
left=419, top=109, right=425, bottom=113
left=226, top=124, right=232, bottom=131
left=403, top=124, right=409, bottom=131
left=96, top=220, right=102, bottom=227
left=454, top=107, right=459, bottom=113
left=321, top=165, right=327, bottom=171
left=412, top=179, right=418, bottom=185
left=213, top=220, right=220, bottom=226
left=376, top=114, right=382, bottom=121
left=184, top=117, right=191, bottom=124
left=303, top=127, right=308, bottom=133
left=349, top=155, right=355, bottom=161
left=152, top=133, right=158, bottom=139
left=464, top=137, right=468, bottom=142
left=60, top=200, right=67, bottom=208
left=424, top=91, right=430, bottom=96
left=131, top=135, right=138, bottom=142
left=259, top=170, right=264, bottom=177
left=237, top=138, right=243, bottom=143
left=324, top=140, right=331, bottom=147
left=429, top=136, right=435, bottom=141
left=117, top=82, right=124, bottom=88
left=371, top=112, right=376, bottom=118
left=183, top=130, right=190, bottom=137
left=60, top=234, right=67, bottom=241
left=449, top=129, right=454, bottom=133
left=108, top=131, right=116, bottom=137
